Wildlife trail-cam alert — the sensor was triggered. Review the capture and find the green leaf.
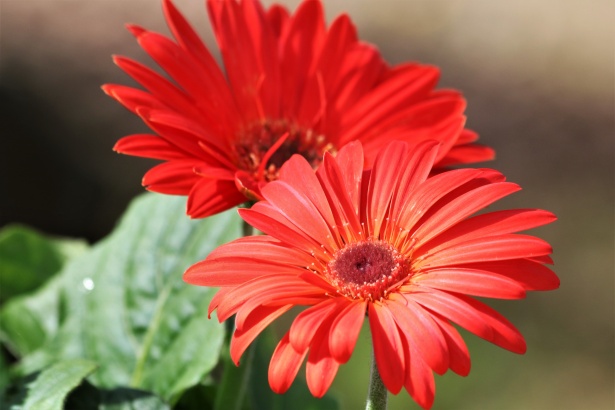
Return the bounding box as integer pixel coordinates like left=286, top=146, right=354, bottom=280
left=65, top=380, right=170, bottom=410
left=21, top=359, right=97, bottom=410
left=174, top=382, right=216, bottom=410
left=15, top=193, right=242, bottom=402
left=0, top=276, right=65, bottom=357
left=0, top=225, right=87, bottom=304
left=0, top=350, right=9, bottom=390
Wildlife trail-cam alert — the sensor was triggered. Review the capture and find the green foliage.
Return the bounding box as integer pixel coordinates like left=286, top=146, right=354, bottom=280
left=20, top=359, right=97, bottom=410
left=2, top=194, right=243, bottom=406
left=0, top=276, right=64, bottom=357
left=65, top=380, right=170, bottom=410
left=0, top=351, right=9, bottom=391
left=0, top=194, right=341, bottom=409
left=0, top=224, right=87, bottom=304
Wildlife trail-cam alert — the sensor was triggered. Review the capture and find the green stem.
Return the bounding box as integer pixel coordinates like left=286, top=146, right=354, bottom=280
left=214, top=340, right=256, bottom=410
left=213, top=219, right=258, bottom=410
left=242, top=220, right=256, bottom=236
left=365, top=348, right=388, bottom=410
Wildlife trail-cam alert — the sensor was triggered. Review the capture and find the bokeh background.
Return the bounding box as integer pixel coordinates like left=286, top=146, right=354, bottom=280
left=1, top=0, right=613, bottom=409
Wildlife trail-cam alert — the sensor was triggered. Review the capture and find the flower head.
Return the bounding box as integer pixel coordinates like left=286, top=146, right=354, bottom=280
left=104, top=0, right=494, bottom=218
left=184, top=140, right=558, bottom=408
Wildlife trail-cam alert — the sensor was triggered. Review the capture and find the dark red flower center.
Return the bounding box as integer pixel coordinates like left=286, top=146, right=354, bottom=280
left=234, top=120, right=334, bottom=182
left=326, top=240, right=409, bottom=301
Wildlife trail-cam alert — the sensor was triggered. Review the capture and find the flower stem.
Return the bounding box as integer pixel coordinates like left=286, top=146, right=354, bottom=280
left=366, top=348, right=388, bottom=410
left=214, top=340, right=255, bottom=410
left=243, top=220, right=256, bottom=236
left=213, top=219, right=258, bottom=410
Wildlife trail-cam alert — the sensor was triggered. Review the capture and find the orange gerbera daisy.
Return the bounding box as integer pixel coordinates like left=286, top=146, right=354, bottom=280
left=104, top=0, right=493, bottom=218
left=184, top=140, right=558, bottom=409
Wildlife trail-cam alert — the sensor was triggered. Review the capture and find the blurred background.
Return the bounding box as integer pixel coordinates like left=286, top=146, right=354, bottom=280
left=1, top=0, right=612, bottom=409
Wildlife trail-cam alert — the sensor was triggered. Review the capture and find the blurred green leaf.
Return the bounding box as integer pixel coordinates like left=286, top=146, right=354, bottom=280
left=0, top=225, right=87, bottom=304
left=0, top=276, right=64, bottom=357
left=21, top=359, right=97, bottom=410
left=0, top=350, right=9, bottom=390
left=65, top=380, right=170, bottom=410
left=173, top=382, right=216, bottom=410
left=0, top=371, right=36, bottom=409
left=14, top=193, right=242, bottom=402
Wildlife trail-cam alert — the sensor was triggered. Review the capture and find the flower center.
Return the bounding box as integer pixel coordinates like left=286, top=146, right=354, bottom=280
left=234, top=120, right=334, bottom=182
left=325, top=240, right=409, bottom=301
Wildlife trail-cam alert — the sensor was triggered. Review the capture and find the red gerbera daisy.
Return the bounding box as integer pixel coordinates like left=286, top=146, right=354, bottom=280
left=184, top=140, right=558, bottom=409
left=104, top=0, right=494, bottom=218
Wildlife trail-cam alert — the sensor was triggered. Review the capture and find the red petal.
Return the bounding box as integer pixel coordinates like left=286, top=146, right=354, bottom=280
left=402, top=168, right=506, bottom=239
left=409, top=290, right=491, bottom=342
left=139, top=107, right=230, bottom=155
left=112, top=56, right=201, bottom=119
left=356, top=96, right=464, bottom=150
left=260, top=181, right=336, bottom=252
left=414, top=268, right=527, bottom=299
left=457, top=294, right=526, bottom=354
left=325, top=44, right=384, bottom=132
left=278, top=154, right=336, bottom=229
left=186, top=178, right=246, bottom=218
left=208, top=235, right=315, bottom=268
left=438, top=144, right=495, bottom=166
left=455, top=129, right=479, bottom=144
left=185, top=257, right=303, bottom=288
left=306, top=315, right=340, bottom=398
left=461, top=259, right=560, bottom=291
left=397, top=168, right=485, bottom=235
left=102, top=84, right=166, bottom=114
left=317, top=152, right=363, bottom=243
left=239, top=205, right=327, bottom=260
left=216, top=274, right=320, bottom=322
left=411, top=290, right=526, bottom=353
left=142, top=160, right=200, bottom=195
left=266, top=4, right=289, bottom=38
left=268, top=332, right=308, bottom=394
left=230, top=304, right=292, bottom=365
left=421, top=234, right=553, bottom=268
left=366, top=141, right=412, bottom=238
left=331, top=141, right=365, bottom=217
left=339, top=64, right=440, bottom=144
left=113, top=134, right=186, bottom=161
left=234, top=171, right=265, bottom=202
left=328, top=300, right=366, bottom=363
left=163, top=0, right=230, bottom=98
left=417, top=209, right=557, bottom=257
left=430, top=314, right=471, bottom=376
left=242, top=0, right=281, bottom=117
left=193, top=165, right=235, bottom=181
left=412, top=182, right=522, bottom=247
left=386, top=295, right=448, bottom=375
left=278, top=0, right=325, bottom=117
left=297, top=13, right=357, bottom=126
left=137, top=31, right=236, bottom=128
left=402, top=337, right=436, bottom=410
left=208, top=0, right=273, bottom=121
left=368, top=303, right=405, bottom=394
left=368, top=141, right=439, bottom=239
left=387, top=141, right=440, bottom=220
left=290, top=299, right=344, bottom=353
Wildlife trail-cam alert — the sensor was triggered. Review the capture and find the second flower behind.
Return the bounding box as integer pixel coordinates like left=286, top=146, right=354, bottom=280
left=104, top=0, right=493, bottom=218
